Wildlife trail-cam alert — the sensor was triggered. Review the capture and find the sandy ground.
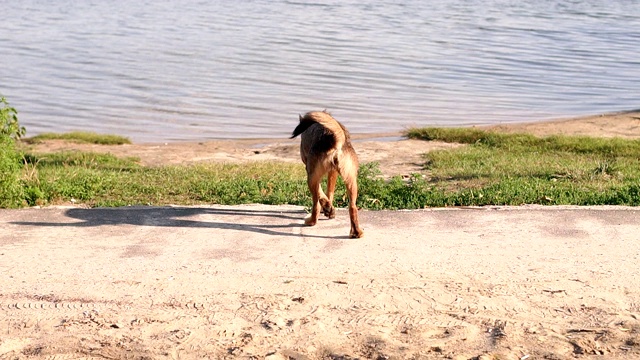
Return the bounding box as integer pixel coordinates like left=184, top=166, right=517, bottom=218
left=2, top=110, right=640, bottom=359
left=2, top=204, right=640, bottom=360
left=22, top=110, right=640, bottom=180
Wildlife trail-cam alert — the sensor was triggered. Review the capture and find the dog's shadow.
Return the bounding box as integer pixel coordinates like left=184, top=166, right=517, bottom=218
left=12, top=206, right=350, bottom=239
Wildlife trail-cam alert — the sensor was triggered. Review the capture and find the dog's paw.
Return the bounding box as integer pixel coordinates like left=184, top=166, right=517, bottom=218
left=304, top=214, right=317, bottom=226
left=322, top=206, right=336, bottom=219
left=350, top=228, right=364, bottom=239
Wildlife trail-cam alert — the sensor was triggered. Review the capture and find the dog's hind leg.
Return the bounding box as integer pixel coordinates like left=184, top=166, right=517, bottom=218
left=342, top=172, right=364, bottom=238
left=304, top=167, right=323, bottom=227
left=320, top=170, right=337, bottom=219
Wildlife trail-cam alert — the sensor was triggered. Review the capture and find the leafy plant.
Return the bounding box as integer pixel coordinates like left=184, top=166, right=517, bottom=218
left=0, top=96, right=26, bottom=207
left=0, top=96, right=26, bottom=140
left=0, top=135, right=24, bottom=208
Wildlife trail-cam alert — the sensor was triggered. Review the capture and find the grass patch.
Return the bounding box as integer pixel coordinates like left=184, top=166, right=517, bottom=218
left=19, top=155, right=312, bottom=208
left=23, top=151, right=140, bottom=171
left=5, top=128, right=640, bottom=209
left=406, top=127, right=640, bottom=206
left=23, top=131, right=131, bottom=145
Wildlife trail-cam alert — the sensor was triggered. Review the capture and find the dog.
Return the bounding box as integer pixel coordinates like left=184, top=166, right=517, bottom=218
left=290, top=111, right=364, bottom=238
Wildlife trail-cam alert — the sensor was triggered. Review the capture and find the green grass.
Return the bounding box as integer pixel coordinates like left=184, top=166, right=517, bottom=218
left=405, top=127, right=640, bottom=206
left=3, top=127, right=640, bottom=209
left=23, top=131, right=131, bottom=145
left=19, top=152, right=312, bottom=208
left=23, top=151, right=140, bottom=170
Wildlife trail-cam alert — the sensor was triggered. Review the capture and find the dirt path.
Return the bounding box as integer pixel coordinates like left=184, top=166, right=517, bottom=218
left=2, top=205, right=640, bottom=359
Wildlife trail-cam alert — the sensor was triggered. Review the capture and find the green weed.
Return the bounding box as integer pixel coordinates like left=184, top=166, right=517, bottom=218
left=23, top=131, right=131, bottom=145
left=0, top=96, right=25, bottom=140
left=0, top=135, right=25, bottom=208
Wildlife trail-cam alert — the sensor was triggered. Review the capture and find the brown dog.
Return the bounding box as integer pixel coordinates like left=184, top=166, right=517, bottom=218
left=290, top=111, right=364, bottom=238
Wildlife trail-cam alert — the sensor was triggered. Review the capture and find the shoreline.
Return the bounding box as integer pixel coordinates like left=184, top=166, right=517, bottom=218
left=135, top=108, right=639, bottom=144
left=483, top=108, right=640, bottom=139
left=21, top=109, right=640, bottom=146
left=23, top=110, right=640, bottom=179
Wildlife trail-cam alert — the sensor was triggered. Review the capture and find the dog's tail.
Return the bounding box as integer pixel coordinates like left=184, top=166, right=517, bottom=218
left=290, top=111, right=346, bottom=149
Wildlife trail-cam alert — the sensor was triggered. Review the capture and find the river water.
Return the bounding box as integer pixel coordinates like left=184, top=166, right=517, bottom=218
left=1, top=0, right=639, bottom=142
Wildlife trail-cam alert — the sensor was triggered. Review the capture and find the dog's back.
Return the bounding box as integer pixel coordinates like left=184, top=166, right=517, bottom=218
left=291, top=111, right=345, bottom=139
left=290, top=111, right=357, bottom=168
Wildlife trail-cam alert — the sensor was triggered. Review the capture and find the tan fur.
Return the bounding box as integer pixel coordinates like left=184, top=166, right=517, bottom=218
left=291, top=111, right=364, bottom=238
left=300, top=111, right=346, bottom=151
